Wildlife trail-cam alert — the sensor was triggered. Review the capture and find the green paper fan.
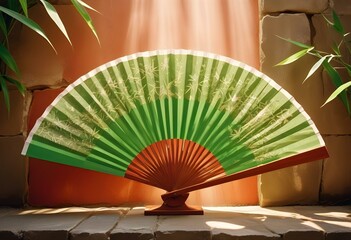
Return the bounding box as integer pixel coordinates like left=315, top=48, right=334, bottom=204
left=22, top=50, right=328, bottom=212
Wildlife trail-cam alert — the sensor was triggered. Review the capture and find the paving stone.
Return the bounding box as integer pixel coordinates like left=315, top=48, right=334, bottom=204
left=0, top=136, right=28, bottom=206
left=326, top=232, right=351, bottom=240
left=0, top=208, right=90, bottom=240
left=70, top=209, right=122, bottom=240
left=261, top=0, right=329, bottom=13
left=262, top=216, right=325, bottom=240
left=110, top=207, right=157, bottom=240
left=274, top=206, right=351, bottom=240
left=205, top=206, right=299, bottom=218
left=293, top=205, right=351, bottom=219
left=0, top=231, right=20, bottom=240
left=0, top=208, right=20, bottom=217
left=155, top=214, right=211, bottom=240
left=205, top=209, right=280, bottom=240
left=1, top=206, right=351, bottom=239
left=23, top=230, right=69, bottom=240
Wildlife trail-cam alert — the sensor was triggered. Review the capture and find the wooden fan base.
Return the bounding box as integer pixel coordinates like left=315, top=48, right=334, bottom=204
left=144, top=193, right=203, bottom=215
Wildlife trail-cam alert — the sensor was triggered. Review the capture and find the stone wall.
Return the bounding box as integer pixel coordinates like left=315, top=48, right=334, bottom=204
left=0, top=91, right=30, bottom=206
left=259, top=0, right=351, bottom=206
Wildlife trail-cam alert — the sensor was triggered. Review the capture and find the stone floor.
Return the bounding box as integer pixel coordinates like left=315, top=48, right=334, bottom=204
left=0, top=205, right=350, bottom=240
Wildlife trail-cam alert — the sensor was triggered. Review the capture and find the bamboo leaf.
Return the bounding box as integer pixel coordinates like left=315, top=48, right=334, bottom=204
left=8, top=1, right=20, bottom=12
left=322, top=14, right=333, bottom=26
left=19, top=0, right=28, bottom=17
left=332, top=42, right=341, bottom=55
left=0, top=6, right=56, bottom=52
left=76, top=0, right=100, bottom=14
left=332, top=10, right=344, bottom=35
left=322, top=61, right=350, bottom=114
left=0, top=43, right=20, bottom=75
left=327, top=55, right=335, bottom=63
left=0, top=76, right=10, bottom=112
left=71, top=0, right=100, bottom=44
left=322, top=81, right=351, bottom=107
left=276, top=36, right=312, bottom=49
left=344, top=64, right=351, bottom=76
left=323, top=61, right=343, bottom=87
left=40, top=0, right=72, bottom=45
left=4, top=76, right=25, bottom=96
left=304, top=56, right=327, bottom=83
left=275, top=47, right=314, bottom=66
left=0, top=13, right=8, bottom=40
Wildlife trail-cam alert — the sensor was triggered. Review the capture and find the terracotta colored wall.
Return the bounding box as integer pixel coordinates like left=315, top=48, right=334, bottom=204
left=4, top=0, right=260, bottom=206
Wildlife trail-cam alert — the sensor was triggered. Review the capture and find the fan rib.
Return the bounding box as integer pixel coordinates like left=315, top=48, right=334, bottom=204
left=125, top=139, right=225, bottom=191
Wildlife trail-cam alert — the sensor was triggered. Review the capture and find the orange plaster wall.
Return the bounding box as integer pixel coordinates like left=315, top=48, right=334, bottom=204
left=26, top=0, right=260, bottom=207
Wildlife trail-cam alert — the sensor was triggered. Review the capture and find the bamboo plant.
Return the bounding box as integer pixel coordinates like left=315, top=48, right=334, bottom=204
left=0, top=0, right=99, bottom=111
left=276, top=10, right=351, bottom=116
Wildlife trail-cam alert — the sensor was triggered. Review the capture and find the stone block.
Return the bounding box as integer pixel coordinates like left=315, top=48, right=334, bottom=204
left=23, top=231, right=68, bottom=240
left=326, top=232, right=351, bottom=240
left=263, top=216, right=324, bottom=240
left=0, top=209, right=89, bottom=240
left=0, top=136, right=28, bottom=206
left=330, top=0, right=351, bottom=15
left=291, top=206, right=351, bottom=240
left=155, top=214, right=211, bottom=240
left=205, top=209, right=280, bottom=240
left=0, top=208, right=18, bottom=217
left=110, top=208, right=157, bottom=240
left=1, top=206, right=351, bottom=239
left=0, top=90, right=30, bottom=136
left=321, top=136, right=351, bottom=203
left=258, top=161, right=323, bottom=207
left=312, top=14, right=351, bottom=59
left=0, top=231, right=20, bottom=240
left=70, top=211, right=121, bottom=240
left=260, top=14, right=325, bottom=131
left=261, top=0, right=329, bottom=14
left=8, top=5, right=66, bottom=88
left=260, top=14, right=328, bottom=206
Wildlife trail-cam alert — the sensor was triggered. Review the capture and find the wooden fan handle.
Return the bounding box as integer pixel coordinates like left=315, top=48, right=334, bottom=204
left=163, top=146, right=329, bottom=199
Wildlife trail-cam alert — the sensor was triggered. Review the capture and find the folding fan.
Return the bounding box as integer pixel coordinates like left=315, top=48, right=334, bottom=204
left=22, top=50, right=328, bottom=215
